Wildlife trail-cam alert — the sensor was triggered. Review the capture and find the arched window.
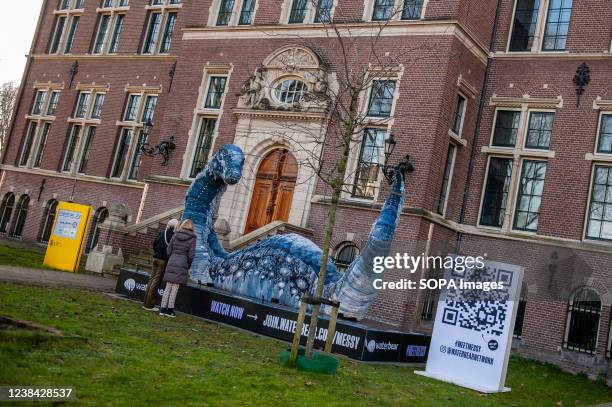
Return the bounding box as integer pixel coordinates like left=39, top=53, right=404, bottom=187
left=333, top=243, right=359, bottom=273
left=11, top=195, right=30, bottom=238
left=85, top=207, right=109, bottom=253
left=513, top=282, right=528, bottom=339
left=38, top=199, right=59, bottom=244
left=564, top=287, right=601, bottom=354
left=0, top=193, right=15, bottom=233
left=273, top=79, right=308, bottom=104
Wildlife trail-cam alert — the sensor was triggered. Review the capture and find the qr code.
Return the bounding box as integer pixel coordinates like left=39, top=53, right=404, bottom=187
left=441, top=265, right=514, bottom=337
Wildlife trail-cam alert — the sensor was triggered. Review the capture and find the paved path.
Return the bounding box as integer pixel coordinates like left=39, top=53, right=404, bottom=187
left=0, top=266, right=116, bottom=292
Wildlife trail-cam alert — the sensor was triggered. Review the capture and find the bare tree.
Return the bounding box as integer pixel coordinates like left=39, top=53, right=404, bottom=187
left=0, top=82, right=18, bottom=156
left=233, top=4, right=448, bottom=359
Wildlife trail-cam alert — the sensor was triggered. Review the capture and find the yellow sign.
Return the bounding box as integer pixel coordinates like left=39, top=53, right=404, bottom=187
left=43, top=201, right=92, bottom=273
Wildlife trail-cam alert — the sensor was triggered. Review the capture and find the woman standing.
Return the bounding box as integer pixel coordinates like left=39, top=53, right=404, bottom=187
left=159, top=219, right=196, bottom=318
left=143, top=219, right=178, bottom=311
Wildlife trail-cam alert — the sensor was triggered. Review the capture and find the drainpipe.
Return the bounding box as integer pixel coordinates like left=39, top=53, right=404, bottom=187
left=456, top=0, right=504, bottom=252
left=2, top=0, right=49, bottom=164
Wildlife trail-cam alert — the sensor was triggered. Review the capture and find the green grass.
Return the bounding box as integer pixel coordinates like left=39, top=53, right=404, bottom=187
left=0, top=244, right=46, bottom=269
left=0, top=283, right=610, bottom=406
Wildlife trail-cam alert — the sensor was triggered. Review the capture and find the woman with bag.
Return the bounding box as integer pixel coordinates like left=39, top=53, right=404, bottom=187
left=159, top=219, right=196, bottom=318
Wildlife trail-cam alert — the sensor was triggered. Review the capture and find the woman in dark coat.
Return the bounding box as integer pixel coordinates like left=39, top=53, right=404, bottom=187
left=159, top=219, right=196, bottom=318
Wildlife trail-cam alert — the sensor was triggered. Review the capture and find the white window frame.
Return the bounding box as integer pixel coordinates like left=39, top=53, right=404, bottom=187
left=279, top=0, right=337, bottom=24
left=21, top=84, right=62, bottom=169
left=141, top=1, right=181, bottom=55
left=362, top=0, right=427, bottom=23
left=50, top=1, right=83, bottom=55
left=478, top=106, right=556, bottom=233
left=111, top=89, right=159, bottom=181
left=182, top=66, right=232, bottom=179
left=92, top=2, right=129, bottom=55
left=594, top=112, right=612, bottom=156
left=582, top=163, right=612, bottom=243
left=437, top=143, right=457, bottom=217
left=209, top=0, right=259, bottom=26
left=506, top=0, right=572, bottom=54
left=449, top=92, right=468, bottom=138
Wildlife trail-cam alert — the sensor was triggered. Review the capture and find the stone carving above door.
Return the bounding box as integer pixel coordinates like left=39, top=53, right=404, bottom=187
left=237, top=45, right=331, bottom=115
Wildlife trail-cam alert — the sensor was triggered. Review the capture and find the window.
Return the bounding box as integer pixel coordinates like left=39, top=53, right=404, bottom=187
left=204, top=77, right=227, bottom=109
left=513, top=282, right=528, bottom=339
left=314, top=0, right=332, bottom=23
left=238, top=0, right=256, bottom=24
left=420, top=267, right=442, bottom=321
left=63, top=16, right=80, bottom=53
left=367, top=80, right=396, bottom=118
left=19, top=122, right=37, bottom=167
left=513, top=160, right=547, bottom=232
left=372, top=0, right=394, bottom=21
left=190, top=118, right=217, bottom=177
left=352, top=128, right=386, bottom=199
left=437, top=144, right=456, bottom=216
left=113, top=91, right=158, bottom=180
left=74, top=92, right=91, bottom=118
left=10, top=195, right=30, bottom=238
left=33, top=122, right=51, bottom=168
left=401, top=0, right=423, bottom=20
left=480, top=157, right=513, bottom=227
left=95, top=1, right=128, bottom=54
left=0, top=193, right=15, bottom=233
left=525, top=112, right=554, bottom=149
left=451, top=94, right=467, bottom=136
left=274, top=79, right=308, bottom=105
left=586, top=165, right=612, bottom=241
left=596, top=114, right=612, bottom=154
left=111, top=128, right=133, bottom=178
left=492, top=110, right=521, bottom=147
left=509, top=0, right=541, bottom=52
left=103, top=0, right=129, bottom=7
left=108, top=14, right=125, bottom=53
left=62, top=124, right=82, bottom=172
left=333, top=243, right=359, bottom=273
left=93, top=15, right=111, bottom=54
left=47, top=92, right=61, bottom=115
left=542, top=0, right=572, bottom=51
left=564, top=288, right=601, bottom=354
left=85, top=207, right=109, bottom=253
left=142, top=1, right=180, bottom=55
left=77, top=126, right=96, bottom=173
left=49, top=16, right=67, bottom=53
left=91, top=94, right=106, bottom=119
left=32, top=90, right=47, bottom=115
left=39, top=199, right=59, bottom=244
left=508, top=0, right=573, bottom=52
left=288, top=0, right=308, bottom=23
left=217, top=0, right=236, bottom=25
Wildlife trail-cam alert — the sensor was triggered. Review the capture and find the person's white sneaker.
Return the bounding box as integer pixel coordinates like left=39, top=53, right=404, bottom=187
left=143, top=305, right=160, bottom=312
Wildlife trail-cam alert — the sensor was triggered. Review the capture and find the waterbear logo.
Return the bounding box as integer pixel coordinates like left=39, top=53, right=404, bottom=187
left=124, top=278, right=136, bottom=292
left=366, top=339, right=399, bottom=352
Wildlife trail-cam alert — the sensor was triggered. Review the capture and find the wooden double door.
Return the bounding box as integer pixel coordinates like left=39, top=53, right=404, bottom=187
left=245, top=149, right=297, bottom=234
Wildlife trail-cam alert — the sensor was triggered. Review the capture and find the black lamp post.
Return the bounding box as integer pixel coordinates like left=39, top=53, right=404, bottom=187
left=381, top=133, right=413, bottom=183
left=139, top=119, right=177, bottom=166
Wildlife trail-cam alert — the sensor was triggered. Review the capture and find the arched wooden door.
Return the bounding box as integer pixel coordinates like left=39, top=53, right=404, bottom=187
left=245, top=149, right=297, bottom=234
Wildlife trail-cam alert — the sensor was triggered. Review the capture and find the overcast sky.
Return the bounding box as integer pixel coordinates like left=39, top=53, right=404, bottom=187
left=0, top=0, right=44, bottom=85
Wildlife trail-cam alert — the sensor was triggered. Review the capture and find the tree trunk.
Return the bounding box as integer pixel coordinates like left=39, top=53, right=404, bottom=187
left=304, top=91, right=358, bottom=358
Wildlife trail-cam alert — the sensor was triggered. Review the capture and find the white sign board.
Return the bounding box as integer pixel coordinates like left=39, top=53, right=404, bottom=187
left=416, top=259, right=524, bottom=393
left=53, top=209, right=82, bottom=240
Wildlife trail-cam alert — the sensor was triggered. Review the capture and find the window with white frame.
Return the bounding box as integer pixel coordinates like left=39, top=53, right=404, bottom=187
left=352, top=128, right=386, bottom=199
left=61, top=88, right=106, bottom=174
left=479, top=107, right=555, bottom=232
left=186, top=70, right=230, bottom=178
left=92, top=1, right=128, bottom=54
left=49, top=0, right=83, bottom=54
left=142, top=0, right=181, bottom=55
left=287, top=0, right=331, bottom=24
left=450, top=93, right=467, bottom=137
left=212, top=0, right=256, bottom=26
left=437, top=144, right=456, bottom=216
left=18, top=87, right=61, bottom=169
left=369, top=0, right=424, bottom=21
left=585, top=165, right=612, bottom=241
left=366, top=80, right=396, bottom=118
left=111, top=91, right=158, bottom=180
left=596, top=113, right=612, bottom=155
left=508, top=0, right=573, bottom=52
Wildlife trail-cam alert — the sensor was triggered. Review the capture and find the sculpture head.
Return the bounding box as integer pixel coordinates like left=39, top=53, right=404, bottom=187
left=208, top=144, right=244, bottom=185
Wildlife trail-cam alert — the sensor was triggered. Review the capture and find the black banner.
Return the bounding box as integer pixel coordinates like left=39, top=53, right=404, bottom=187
left=116, top=269, right=430, bottom=363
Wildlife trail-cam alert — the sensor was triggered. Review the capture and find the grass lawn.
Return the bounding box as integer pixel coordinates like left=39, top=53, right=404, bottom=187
left=0, top=283, right=610, bottom=406
left=0, top=244, right=47, bottom=269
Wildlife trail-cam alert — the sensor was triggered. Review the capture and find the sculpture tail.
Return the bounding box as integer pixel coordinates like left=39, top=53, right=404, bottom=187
left=332, top=169, right=405, bottom=320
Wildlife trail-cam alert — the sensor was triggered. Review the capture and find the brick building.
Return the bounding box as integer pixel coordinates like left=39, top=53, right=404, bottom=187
left=1, top=0, right=610, bottom=378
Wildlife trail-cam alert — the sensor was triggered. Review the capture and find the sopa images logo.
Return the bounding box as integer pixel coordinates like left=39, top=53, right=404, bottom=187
left=124, top=278, right=136, bottom=292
